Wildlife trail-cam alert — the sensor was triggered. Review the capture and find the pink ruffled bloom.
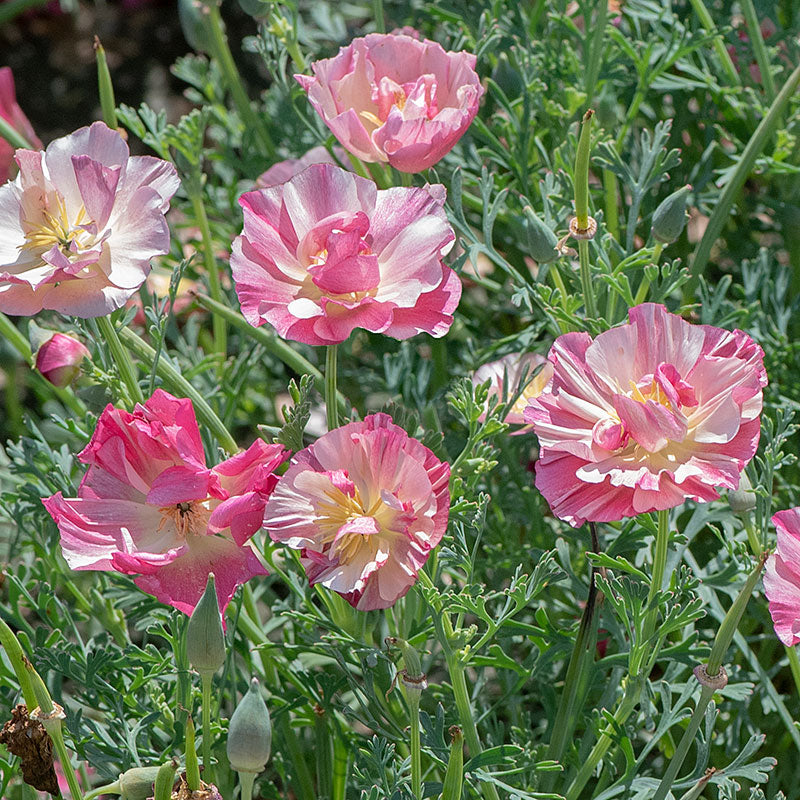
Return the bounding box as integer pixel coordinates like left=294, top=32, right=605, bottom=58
left=0, top=121, right=179, bottom=317
left=231, top=163, right=460, bottom=345
left=43, top=390, right=287, bottom=615
left=295, top=33, right=483, bottom=173
left=256, top=145, right=349, bottom=188
left=0, top=67, right=41, bottom=184
left=264, top=413, right=449, bottom=610
left=764, top=509, right=800, bottom=646
left=35, top=331, right=90, bottom=387
left=472, top=352, right=554, bottom=427
left=524, top=303, right=767, bottom=527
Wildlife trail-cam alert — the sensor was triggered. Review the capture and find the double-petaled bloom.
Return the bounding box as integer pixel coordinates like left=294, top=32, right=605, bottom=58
left=472, top=352, right=554, bottom=428
left=264, top=413, right=450, bottom=610
left=44, top=390, right=287, bottom=615
left=231, top=163, right=460, bottom=345
left=764, top=509, right=800, bottom=646
left=524, top=303, right=767, bottom=527
left=296, top=33, right=483, bottom=173
left=0, top=121, right=179, bottom=317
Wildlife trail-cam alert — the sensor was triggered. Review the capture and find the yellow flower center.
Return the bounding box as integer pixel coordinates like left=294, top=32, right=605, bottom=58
left=19, top=193, right=94, bottom=259
left=158, top=501, right=211, bottom=539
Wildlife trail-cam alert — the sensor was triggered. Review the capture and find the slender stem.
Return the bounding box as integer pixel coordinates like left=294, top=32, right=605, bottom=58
left=239, top=771, right=256, bottom=800
left=187, top=185, right=226, bottom=362
left=689, top=62, right=800, bottom=288
left=372, top=0, right=385, bottom=32
left=96, top=315, right=143, bottom=407
left=0, top=618, right=37, bottom=708
left=603, top=170, right=619, bottom=242
left=584, top=0, right=608, bottom=100
left=185, top=718, right=201, bottom=791
left=686, top=0, right=741, bottom=86
left=786, top=646, right=800, bottom=699
left=332, top=734, right=348, bottom=800
left=201, top=672, right=213, bottom=783
left=546, top=524, right=600, bottom=771
left=578, top=239, right=595, bottom=319
left=409, top=695, right=422, bottom=799
left=739, top=0, right=776, bottom=102
left=325, top=344, right=339, bottom=431
left=643, top=509, right=670, bottom=640
left=0, top=312, right=32, bottom=361
left=46, top=724, right=85, bottom=800
left=205, top=3, right=274, bottom=156
left=0, top=113, right=33, bottom=150
left=633, top=241, right=663, bottom=305
left=118, top=326, right=238, bottom=453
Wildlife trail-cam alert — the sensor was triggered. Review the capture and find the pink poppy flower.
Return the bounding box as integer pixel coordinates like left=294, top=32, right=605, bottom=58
left=264, top=413, right=449, bottom=610
left=231, top=163, right=460, bottom=345
left=256, top=145, right=349, bottom=188
left=472, top=352, right=554, bottom=427
left=0, top=121, right=179, bottom=317
left=764, top=508, right=800, bottom=646
left=295, top=33, right=483, bottom=173
left=0, top=67, right=41, bottom=184
left=34, top=331, right=90, bottom=387
left=524, top=303, right=767, bottom=527
left=43, top=390, right=288, bottom=615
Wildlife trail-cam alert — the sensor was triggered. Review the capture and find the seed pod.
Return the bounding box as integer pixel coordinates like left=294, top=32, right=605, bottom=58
left=651, top=184, right=692, bottom=244
left=227, top=678, right=272, bottom=774
left=186, top=573, right=226, bottom=676
left=522, top=206, right=559, bottom=264
left=119, top=766, right=162, bottom=800
left=441, top=726, right=464, bottom=800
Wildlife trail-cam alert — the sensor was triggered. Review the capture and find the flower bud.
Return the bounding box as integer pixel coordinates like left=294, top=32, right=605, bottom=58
left=729, top=474, right=757, bottom=514
left=651, top=184, right=692, bottom=244
left=118, top=766, right=162, bottom=800
left=186, top=573, right=226, bottom=676
left=441, top=726, right=464, bottom=800
left=522, top=206, right=559, bottom=264
left=227, top=678, right=272, bottom=774
left=34, top=332, right=90, bottom=388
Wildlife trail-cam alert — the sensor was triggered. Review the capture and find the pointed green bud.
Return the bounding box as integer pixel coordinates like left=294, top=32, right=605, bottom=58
left=152, top=761, right=178, bottom=800
left=178, top=0, right=214, bottom=54
left=227, top=678, right=272, bottom=774
left=119, top=766, right=162, bottom=800
left=186, top=573, right=226, bottom=676
left=93, top=36, right=118, bottom=129
left=441, top=726, right=464, bottom=800
left=522, top=206, right=559, bottom=264
left=651, top=184, right=692, bottom=244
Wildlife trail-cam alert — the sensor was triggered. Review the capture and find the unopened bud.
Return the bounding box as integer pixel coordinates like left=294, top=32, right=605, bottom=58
left=33, top=331, right=90, bottom=388
left=651, top=184, right=692, bottom=244
left=729, top=475, right=756, bottom=514
left=186, top=573, right=226, bottom=676
left=522, top=206, right=559, bottom=264
left=227, top=678, right=272, bottom=774
left=119, top=766, right=162, bottom=800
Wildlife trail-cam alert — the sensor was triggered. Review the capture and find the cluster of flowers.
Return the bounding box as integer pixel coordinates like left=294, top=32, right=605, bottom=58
left=1, top=33, right=795, bottom=642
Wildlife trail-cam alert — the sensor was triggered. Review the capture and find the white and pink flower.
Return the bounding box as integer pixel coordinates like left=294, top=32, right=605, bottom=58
left=296, top=33, right=483, bottom=173
left=256, top=145, right=349, bottom=188
left=231, top=163, right=460, bottom=345
left=44, top=390, right=287, bottom=615
left=524, top=303, right=767, bottom=527
left=0, top=121, right=179, bottom=317
left=264, top=413, right=449, bottom=610
left=764, top=508, right=800, bottom=646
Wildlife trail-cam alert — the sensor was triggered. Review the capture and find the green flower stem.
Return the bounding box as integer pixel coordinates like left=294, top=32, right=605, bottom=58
left=96, top=315, right=143, bottom=407
left=47, top=723, right=85, bottom=800
left=787, top=646, right=800, bottom=697
left=686, top=0, right=741, bottom=86
left=205, top=2, right=275, bottom=157
left=332, top=733, right=348, bottom=800
left=574, top=110, right=596, bottom=319
left=373, top=0, right=385, bottom=32
left=564, top=677, right=642, bottom=800
left=644, top=508, right=670, bottom=641
left=603, top=170, right=620, bottom=242
left=545, top=542, right=600, bottom=776
left=187, top=183, right=227, bottom=362
left=94, top=37, right=118, bottom=129
left=417, top=571, right=500, bottom=800
left=689, top=62, right=800, bottom=289
left=0, top=312, right=32, bottom=360
left=193, top=292, right=349, bottom=417
left=326, top=344, right=339, bottom=431
left=0, top=114, right=33, bottom=150
left=118, top=326, right=238, bottom=453
left=739, top=0, right=776, bottom=102
left=201, top=672, right=214, bottom=783
left=633, top=241, right=663, bottom=305
left=408, top=693, right=422, bottom=798
left=583, top=0, right=607, bottom=100
left=651, top=552, right=767, bottom=800
left=239, top=771, right=256, bottom=800
left=0, top=617, right=37, bottom=708
left=185, top=718, right=201, bottom=791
